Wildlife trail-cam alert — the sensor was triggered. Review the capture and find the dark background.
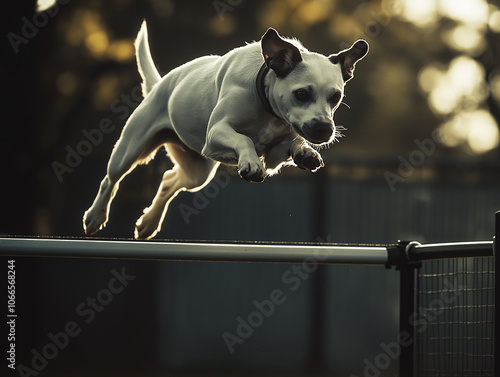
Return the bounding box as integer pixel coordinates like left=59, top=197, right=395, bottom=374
left=1, top=0, right=500, bottom=376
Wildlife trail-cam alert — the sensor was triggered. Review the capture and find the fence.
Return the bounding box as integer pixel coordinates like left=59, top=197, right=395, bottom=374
left=0, top=212, right=497, bottom=376
left=416, top=256, right=495, bottom=376
left=396, top=241, right=495, bottom=376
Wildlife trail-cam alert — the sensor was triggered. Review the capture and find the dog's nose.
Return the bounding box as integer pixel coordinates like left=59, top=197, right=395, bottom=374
left=307, top=121, right=334, bottom=143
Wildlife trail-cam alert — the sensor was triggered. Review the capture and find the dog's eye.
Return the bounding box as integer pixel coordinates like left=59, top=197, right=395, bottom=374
left=329, top=92, right=343, bottom=105
left=294, top=89, right=311, bottom=102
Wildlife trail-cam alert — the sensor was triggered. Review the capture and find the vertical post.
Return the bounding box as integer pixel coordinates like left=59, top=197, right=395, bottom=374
left=399, top=261, right=416, bottom=377
left=391, top=241, right=420, bottom=377
left=308, top=169, right=328, bottom=372
left=495, top=211, right=499, bottom=376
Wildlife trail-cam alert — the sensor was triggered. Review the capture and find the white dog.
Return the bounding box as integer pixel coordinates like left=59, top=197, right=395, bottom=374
left=83, top=22, right=368, bottom=239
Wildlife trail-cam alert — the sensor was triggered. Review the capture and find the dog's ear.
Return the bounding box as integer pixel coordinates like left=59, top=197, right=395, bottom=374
left=261, top=28, right=302, bottom=78
left=330, top=40, right=369, bottom=82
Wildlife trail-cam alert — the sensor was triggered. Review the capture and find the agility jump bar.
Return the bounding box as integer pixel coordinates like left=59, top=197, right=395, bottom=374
left=0, top=237, right=493, bottom=265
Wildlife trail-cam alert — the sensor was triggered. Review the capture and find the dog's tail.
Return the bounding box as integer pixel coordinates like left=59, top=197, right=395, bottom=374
left=135, top=20, right=161, bottom=97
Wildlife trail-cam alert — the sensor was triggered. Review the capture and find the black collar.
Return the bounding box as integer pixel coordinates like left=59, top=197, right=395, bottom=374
left=256, top=63, right=282, bottom=119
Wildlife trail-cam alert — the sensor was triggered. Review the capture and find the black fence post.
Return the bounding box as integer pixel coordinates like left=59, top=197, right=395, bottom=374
left=399, top=252, right=417, bottom=376
left=308, top=168, right=328, bottom=373
left=387, top=241, right=419, bottom=377
left=495, top=211, right=499, bottom=377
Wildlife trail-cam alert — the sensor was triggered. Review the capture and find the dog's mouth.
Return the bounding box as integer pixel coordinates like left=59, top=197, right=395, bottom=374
left=292, top=123, right=335, bottom=145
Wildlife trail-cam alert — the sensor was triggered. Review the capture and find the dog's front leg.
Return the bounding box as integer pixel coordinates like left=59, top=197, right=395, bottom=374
left=202, top=122, right=264, bottom=182
left=290, top=139, right=324, bottom=172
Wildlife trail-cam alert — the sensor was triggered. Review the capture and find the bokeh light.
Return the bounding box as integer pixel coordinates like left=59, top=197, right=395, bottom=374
left=392, top=0, right=492, bottom=54
left=490, top=9, right=500, bottom=32
left=440, top=110, right=499, bottom=154
left=393, top=0, right=439, bottom=28
left=395, top=0, right=499, bottom=155
left=438, top=0, right=489, bottom=26
left=394, top=0, right=490, bottom=28
left=442, top=24, right=487, bottom=55
left=36, top=0, right=57, bottom=12
left=420, top=56, right=487, bottom=115
left=419, top=55, right=497, bottom=154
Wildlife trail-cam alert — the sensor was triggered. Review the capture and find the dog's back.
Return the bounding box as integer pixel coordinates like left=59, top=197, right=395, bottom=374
left=135, top=21, right=265, bottom=153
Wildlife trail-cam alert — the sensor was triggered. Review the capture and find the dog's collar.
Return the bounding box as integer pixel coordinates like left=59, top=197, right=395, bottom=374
left=256, top=63, right=282, bottom=119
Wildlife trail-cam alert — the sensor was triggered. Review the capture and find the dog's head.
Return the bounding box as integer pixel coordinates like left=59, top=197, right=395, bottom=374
left=261, top=28, right=368, bottom=146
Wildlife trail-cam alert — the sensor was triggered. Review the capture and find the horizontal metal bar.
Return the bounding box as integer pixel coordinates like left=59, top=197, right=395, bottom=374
left=0, top=238, right=389, bottom=265
left=0, top=238, right=494, bottom=264
left=408, top=241, right=494, bottom=261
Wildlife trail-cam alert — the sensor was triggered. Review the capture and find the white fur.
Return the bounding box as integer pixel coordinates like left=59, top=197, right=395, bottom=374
left=83, top=22, right=367, bottom=239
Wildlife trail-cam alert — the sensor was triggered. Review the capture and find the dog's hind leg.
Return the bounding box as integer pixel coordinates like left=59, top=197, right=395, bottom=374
left=83, top=97, right=175, bottom=235
left=83, top=132, right=169, bottom=235
left=135, top=143, right=219, bottom=239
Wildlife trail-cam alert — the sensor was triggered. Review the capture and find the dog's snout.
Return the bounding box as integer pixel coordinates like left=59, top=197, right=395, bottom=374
left=305, top=120, right=334, bottom=143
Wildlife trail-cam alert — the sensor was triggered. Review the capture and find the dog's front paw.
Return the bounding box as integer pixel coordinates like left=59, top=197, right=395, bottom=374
left=238, top=161, right=265, bottom=182
left=293, top=147, right=324, bottom=171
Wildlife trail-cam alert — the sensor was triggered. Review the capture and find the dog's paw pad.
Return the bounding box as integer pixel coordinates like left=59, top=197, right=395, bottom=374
left=293, top=149, right=324, bottom=171
left=238, top=162, right=265, bottom=183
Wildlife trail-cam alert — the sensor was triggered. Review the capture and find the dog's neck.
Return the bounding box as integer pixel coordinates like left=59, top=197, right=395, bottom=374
left=256, top=63, right=283, bottom=120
